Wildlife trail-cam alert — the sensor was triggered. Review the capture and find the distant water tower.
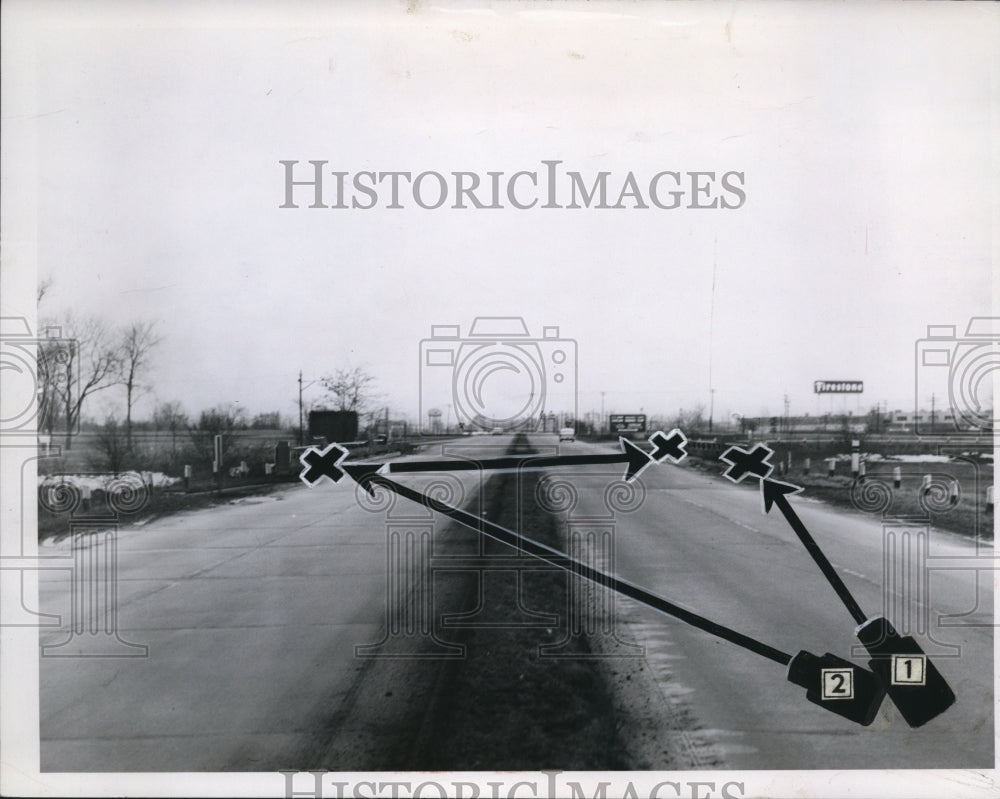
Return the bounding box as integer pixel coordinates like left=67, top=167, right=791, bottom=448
left=427, top=407, right=443, bottom=434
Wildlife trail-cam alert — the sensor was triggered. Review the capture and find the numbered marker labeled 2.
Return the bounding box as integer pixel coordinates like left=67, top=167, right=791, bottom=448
left=821, top=668, right=855, bottom=700
left=787, top=651, right=886, bottom=726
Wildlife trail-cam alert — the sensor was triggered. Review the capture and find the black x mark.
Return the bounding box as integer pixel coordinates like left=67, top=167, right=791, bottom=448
left=719, top=444, right=775, bottom=483
left=299, top=443, right=349, bottom=485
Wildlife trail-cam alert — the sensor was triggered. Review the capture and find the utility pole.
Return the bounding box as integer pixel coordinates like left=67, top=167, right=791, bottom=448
left=930, top=392, right=936, bottom=432
left=601, top=392, right=606, bottom=434
left=783, top=393, right=790, bottom=435
left=298, top=371, right=319, bottom=445
left=708, top=236, right=717, bottom=436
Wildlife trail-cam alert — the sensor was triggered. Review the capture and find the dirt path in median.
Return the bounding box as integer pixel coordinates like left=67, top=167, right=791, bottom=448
left=413, top=465, right=627, bottom=770
left=310, top=435, right=704, bottom=771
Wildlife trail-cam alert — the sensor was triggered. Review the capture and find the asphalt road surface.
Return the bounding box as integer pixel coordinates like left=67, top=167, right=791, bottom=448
left=38, top=434, right=993, bottom=771
left=38, top=437, right=500, bottom=771
left=547, top=438, right=993, bottom=769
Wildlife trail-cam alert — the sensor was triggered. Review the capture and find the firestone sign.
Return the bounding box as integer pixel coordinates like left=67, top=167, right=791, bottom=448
left=814, top=380, right=864, bottom=394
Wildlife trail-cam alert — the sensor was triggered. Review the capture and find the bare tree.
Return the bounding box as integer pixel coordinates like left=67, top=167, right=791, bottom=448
left=153, top=400, right=188, bottom=462
left=667, top=404, right=707, bottom=435
left=43, top=313, right=121, bottom=450
left=320, top=366, right=377, bottom=413
left=188, top=403, right=247, bottom=468
left=117, top=321, right=161, bottom=448
left=93, top=416, right=131, bottom=474
left=35, top=278, right=60, bottom=435
left=250, top=411, right=284, bottom=429
left=36, top=336, right=70, bottom=437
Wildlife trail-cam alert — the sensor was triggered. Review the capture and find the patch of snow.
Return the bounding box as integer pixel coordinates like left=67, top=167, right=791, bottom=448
left=37, top=471, right=181, bottom=492
left=862, top=454, right=956, bottom=463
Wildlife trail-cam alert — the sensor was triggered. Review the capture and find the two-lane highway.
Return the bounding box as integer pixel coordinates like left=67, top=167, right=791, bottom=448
left=544, top=436, right=993, bottom=769
left=38, top=432, right=993, bottom=772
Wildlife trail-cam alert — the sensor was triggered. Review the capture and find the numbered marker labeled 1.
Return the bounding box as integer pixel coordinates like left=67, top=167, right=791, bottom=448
left=856, top=616, right=955, bottom=728
left=892, top=654, right=925, bottom=685
left=786, top=651, right=886, bottom=726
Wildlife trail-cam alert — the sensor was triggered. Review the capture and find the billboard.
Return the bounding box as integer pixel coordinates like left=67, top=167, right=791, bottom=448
left=609, top=413, right=647, bottom=433
left=308, top=410, right=359, bottom=443
left=813, top=380, right=864, bottom=394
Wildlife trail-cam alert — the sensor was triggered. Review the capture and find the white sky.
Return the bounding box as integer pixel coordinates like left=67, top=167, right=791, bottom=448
left=3, top=0, right=997, bottom=427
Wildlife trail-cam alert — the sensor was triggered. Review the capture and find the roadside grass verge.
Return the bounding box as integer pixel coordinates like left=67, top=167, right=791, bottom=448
left=684, top=454, right=992, bottom=540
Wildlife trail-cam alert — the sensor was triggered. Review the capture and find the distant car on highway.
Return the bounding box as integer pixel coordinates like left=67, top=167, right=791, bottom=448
left=490, top=427, right=504, bottom=435
left=558, top=427, right=575, bottom=441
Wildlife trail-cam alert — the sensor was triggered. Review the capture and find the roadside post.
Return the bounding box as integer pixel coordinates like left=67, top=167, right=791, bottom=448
left=213, top=434, right=223, bottom=492
left=275, top=441, right=290, bottom=475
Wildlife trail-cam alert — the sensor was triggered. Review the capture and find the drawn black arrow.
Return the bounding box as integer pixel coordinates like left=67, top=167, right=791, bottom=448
left=300, top=430, right=688, bottom=488
left=372, top=469, right=790, bottom=663
left=300, top=449, right=887, bottom=726
left=761, top=477, right=956, bottom=727
left=760, top=479, right=867, bottom=624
